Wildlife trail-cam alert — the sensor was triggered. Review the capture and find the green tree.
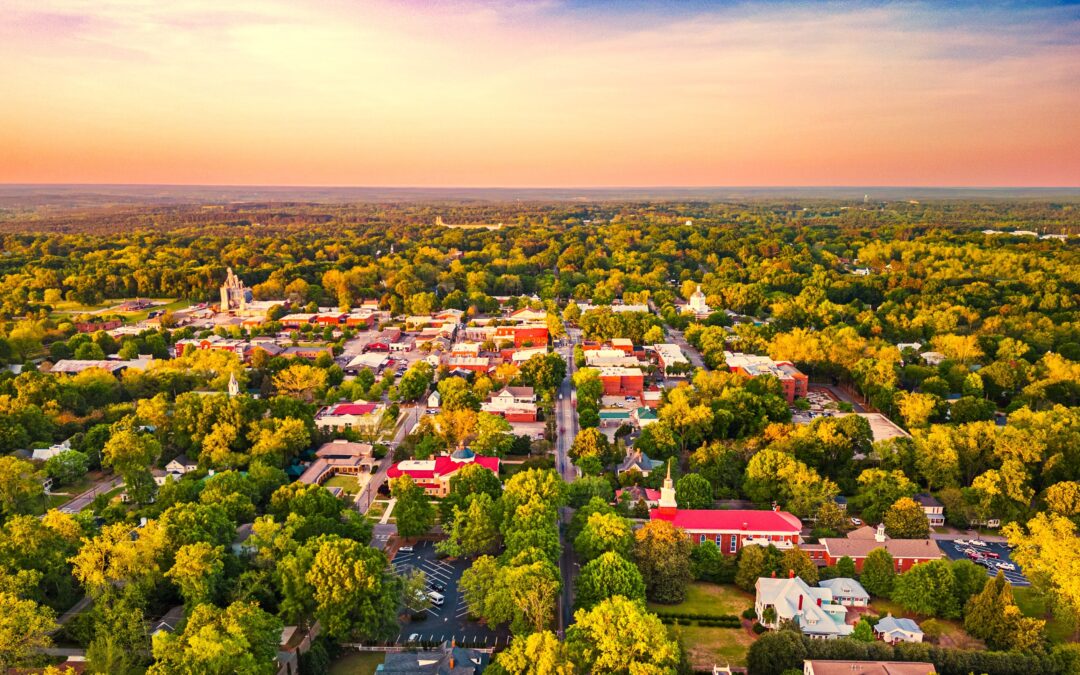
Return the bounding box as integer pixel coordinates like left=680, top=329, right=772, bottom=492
left=632, top=520, right=692, bottom=603
left=964, top=571, right=1045, bottom=651
left=0, top=593, right=57, bottom=672
left=166, top=542, right=225, bottom=607
left=675, top=473, right=713, bottom=509
left=305, top=538, right=400, bottom=640
left=853, top=469, right=918, bottom=524
left=473, top=412, right=515, bottom=457
left=861, top=548, right=895, bottom=598
left=573, top=511, right=633, bottom=562
left=851, top=618, right=875, bottom=642
left=492, top=630, right=572, bottom=675
left=781, top=547, right=819, bottom=585
left=86, top=593, right=151, bottom=675
left=566, top=596, right=678, bottom=674
left=439, top=492, right=501, bottom=558
left=574, top=552, right=646, bottom=610
left=401, top=569, right=431, bottom=613
left=883, top=497, right=931, bottom=538
left=0, top=456, right=44, bottom=522
left=148, top=601, right=282, bottom=675
left=569, top=428, right=615, bottom=468
left=892, top=560, right=959, bottom=618
left=746, top=630, right=806, bottom=675
left=835, top=556, right=856, bottom=578
left=44, top=450, right=89, bottom=487
left=391, top=476, right=435, bottom=539
left=102, top=427, right=160, bottom=504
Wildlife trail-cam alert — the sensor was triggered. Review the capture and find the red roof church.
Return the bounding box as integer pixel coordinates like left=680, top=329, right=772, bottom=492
left=650, top=463, right=803, bottom=555
left=387, top=447, right=499, bottom=497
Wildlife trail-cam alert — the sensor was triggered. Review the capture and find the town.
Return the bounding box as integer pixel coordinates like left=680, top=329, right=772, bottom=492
left=0, top=196, right=1076, bottom=675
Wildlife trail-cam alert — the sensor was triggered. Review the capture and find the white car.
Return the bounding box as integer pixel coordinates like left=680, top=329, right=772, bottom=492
left=954, top=538, right=969, bottom=545
left=850, top=518, right=863, bottom=526
left=996, top=562, right=1016, bottom=571
left=970, top=539, right=987, bottom=547
left=399, top=546, right=413, bottom=553
left=408, top=633, right=421, bottom=643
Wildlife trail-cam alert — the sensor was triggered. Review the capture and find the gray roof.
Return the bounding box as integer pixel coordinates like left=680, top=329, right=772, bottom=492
left=818, top=577, right=869, bottom=599
left=875, top=615, right=922, bottom=635
left=380, top=642, right=488, bottom=675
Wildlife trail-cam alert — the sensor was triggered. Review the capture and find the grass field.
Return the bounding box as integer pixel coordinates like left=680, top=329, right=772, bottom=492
left=324, top=474, right=369, bottom=496
left=329, top=651, right=385, bottom=675
left=1014, top=586, right=1075, bottom=643
left=366, top=501, right=388, bottom=520
left=669, top=624, right=755, bottom=668
left=648, top=583, right=755, bottom=617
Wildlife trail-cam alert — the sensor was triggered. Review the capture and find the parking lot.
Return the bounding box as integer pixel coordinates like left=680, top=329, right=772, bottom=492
left=390, top=541, right=510, bottom=648
left=936, top=539, right=1029, bottom=586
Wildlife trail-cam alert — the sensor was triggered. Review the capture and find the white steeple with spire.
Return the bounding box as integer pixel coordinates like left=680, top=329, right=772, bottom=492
left=228, top=371, right=240, bottom=397
left=658, top=459, right=677, bottom=511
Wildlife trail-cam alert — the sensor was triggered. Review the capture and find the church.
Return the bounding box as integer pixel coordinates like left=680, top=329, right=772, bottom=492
left=649, top=463, right=804, bottom=555
left=220, top=267, right=253, bottom=312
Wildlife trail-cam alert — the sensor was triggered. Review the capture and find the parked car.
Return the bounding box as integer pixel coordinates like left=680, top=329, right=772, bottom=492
left=408, top=633, right=421, bottom=643
left=997, top=562, right=1016, bottom=571
left=970, top=539, right=987, bottom=547
left=851, top=518, right=863, bottom=526
left=983, top=551, right=1000, bottom=559
left=955, top=538, right=970, bottom=545
left=399, top=546, right=413, bottom=553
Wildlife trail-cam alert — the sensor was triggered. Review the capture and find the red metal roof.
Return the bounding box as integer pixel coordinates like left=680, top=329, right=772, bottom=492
left=387, top=455, right=500, bottom=481
left=651, top=508, right=802, bottom=534
left=329, top=403, right=378, bottom=416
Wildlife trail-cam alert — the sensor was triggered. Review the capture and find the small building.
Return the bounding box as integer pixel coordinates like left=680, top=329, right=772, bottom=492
left=615, top=486, right=661, bottom=508
left=873, top=614, right=924, bottom=644
left=913, top=493, right=945, bottom=527
left=682, top=285, right=712, bottom=318
left=616, top=449, right=664, bottom=477
left=599, top=408, right=631, bottom=428
left=481, top=386, right=537, bottom=422
left=802, top=524, right=943, bottom=572
left=632, top=406, right=658, bottom=427
left=817, top=578, right=869, bottom=607
left=653, top=343, right=690, bottom=375
left=165, top=454, right=198, bottom=475
left=32, top=438, right=73, bottom=462
left=920, top=351, right=946, bottom=366
left=427, top=390, right=442, bottom=408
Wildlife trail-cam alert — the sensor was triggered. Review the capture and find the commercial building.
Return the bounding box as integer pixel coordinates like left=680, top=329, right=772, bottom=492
left=802, top=524, right=943, bottom=572
left=387, top=448, right=499, bottom=497
left=480, top=386, right=538, bottom=422
left=599, top=366, right=645, bottom=397
left=724, top=351, right=808, bottom=403
left=314, top=401, right=385, bottom=434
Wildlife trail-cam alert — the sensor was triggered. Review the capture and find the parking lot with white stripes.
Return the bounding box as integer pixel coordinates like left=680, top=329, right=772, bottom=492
left=390, top=541, right=510, bottom=648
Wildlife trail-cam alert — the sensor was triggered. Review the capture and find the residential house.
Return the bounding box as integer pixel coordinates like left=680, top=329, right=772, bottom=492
left=427, top=390, right=442, bottom=408
left=617, top=449, right=663, bottom=476
left=874, top=615, right=924, bottom=644
left=481, top=386, right=537, bottom=422
left=615, top=486, right=661, bottom=508
left=913, top=493, right=945, bottom=527
left=755, top=574, right=854, bottom=639
left=166, top=454, right=198, bottom=474
left=817, top=578, right=869, bottom=606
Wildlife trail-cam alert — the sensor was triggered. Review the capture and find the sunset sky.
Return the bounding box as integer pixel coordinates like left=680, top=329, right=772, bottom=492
left=2, top=0, right=1078, bottom=187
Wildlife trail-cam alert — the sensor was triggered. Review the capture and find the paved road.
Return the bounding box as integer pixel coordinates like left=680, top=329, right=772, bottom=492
left=555, top=331, right=581, bottom=634
left=56, top=475, right=124, bottom=514
left=356, top=403, right=421, bottom=515
left=665, top=326, right=707, bottom=370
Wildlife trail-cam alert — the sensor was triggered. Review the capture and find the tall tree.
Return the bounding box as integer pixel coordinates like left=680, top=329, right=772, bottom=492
left=860, top=548, right=895, bottom=598
left=148, top=601, right=282, bottom=675
left=884, top=497, right=931, bottom=538
left=390, top=476, right=435, bottom=539
left=566, top=596, right=679, bottom=674
left=632, top=520, right=692, bottom=603
left=573, top=552, right=646, bottom=610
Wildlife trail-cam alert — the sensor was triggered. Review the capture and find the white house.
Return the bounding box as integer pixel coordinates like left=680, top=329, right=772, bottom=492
left=920, top=351, right=946, bottom=366
left=755, top=575, right=853, bottom=639
left=913, top=493, right=945, bottom=527
left=817, top=578, right=869, bottom=607
left=165, top=454, right=198, bottom=475
left=874, top=615, right=924, bottom=644
left=32, top=438, right=72, bottom=462
left=427, top=390, right=441, bottom=408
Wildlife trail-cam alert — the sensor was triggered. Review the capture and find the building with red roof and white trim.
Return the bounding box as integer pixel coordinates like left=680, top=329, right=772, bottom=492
left=650, top=463, right=803, bottom=555
left=387, top=447, right=500, bottom=497
left=314, top=400, right=385, bottom=434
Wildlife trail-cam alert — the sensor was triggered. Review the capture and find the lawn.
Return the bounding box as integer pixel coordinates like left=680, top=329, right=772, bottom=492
left=324, top=474, right=369, bottom=496
left=329, top=651, right=385, bottom=675
left=1014, top=586, right=1075, bottom=643
left=121, top=298, right=192, bottom=322
left=648, top=583, right=755, bottom=617
left=366, top=501, right=388, bottom=520
left=670, top=624, right=755, bottom=669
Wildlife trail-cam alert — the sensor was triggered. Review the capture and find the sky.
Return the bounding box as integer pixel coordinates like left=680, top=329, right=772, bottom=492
left=1, top=0, right=1078, bottom=187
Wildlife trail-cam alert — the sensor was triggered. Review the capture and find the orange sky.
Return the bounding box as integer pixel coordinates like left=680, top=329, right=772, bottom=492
left=1, top=0, right=1078, bottom=187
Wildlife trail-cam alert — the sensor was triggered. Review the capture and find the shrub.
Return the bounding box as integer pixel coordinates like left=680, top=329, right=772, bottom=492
left=752, top=623, right=767, bottom=634
left=742, top=607, right=757, bottom=620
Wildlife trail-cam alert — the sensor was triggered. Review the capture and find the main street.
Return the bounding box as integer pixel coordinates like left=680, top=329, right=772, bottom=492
left=555, top=329, right=580, bottom=634
left=359, top=401, right=423, bottom=549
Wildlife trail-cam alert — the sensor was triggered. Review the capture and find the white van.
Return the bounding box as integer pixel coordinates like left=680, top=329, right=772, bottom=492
left=428, top=591, right=444, bottom=607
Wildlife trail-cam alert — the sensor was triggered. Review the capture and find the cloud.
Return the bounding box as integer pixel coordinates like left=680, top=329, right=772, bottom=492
left=0, top=0, right=1077, bottom=185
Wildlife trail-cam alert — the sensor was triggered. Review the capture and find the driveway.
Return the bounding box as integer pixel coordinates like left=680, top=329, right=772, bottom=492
left=390, top=541, right=510, bottom=648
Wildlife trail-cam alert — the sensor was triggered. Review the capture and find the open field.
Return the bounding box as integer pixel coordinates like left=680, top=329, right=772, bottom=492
left=329, top=651, right=384, bottom=675
left=648, top=582, right=755, bottom=617
left=671, top=624, right=755, bottom=669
